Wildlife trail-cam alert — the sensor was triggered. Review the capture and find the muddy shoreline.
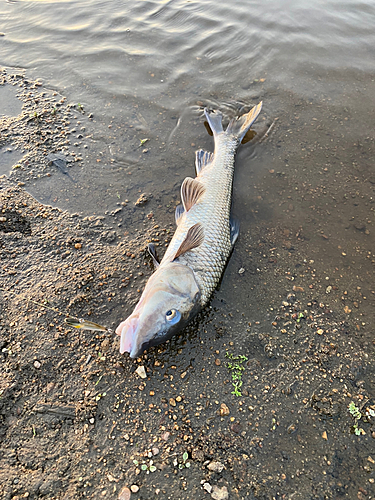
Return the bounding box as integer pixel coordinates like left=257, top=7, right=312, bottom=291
left=1, top=71, right=375, bottom=500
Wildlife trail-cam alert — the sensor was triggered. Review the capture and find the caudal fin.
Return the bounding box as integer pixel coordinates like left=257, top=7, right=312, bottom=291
left=226, top=101, right=263, bottom=142
left=204, top=102, right=263, bottom=142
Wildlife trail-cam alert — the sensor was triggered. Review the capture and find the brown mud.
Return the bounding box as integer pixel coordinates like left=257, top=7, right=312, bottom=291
left=1, top=70, right=375, bottom=500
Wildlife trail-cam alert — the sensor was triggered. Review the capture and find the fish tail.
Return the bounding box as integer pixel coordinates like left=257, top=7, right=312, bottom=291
left=204, top=102, right=262, bottom=143
left=226, top=101, right=263, bottom=142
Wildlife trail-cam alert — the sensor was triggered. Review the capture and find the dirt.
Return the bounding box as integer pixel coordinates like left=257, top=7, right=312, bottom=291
left=1, top=71, right=375, bottom=500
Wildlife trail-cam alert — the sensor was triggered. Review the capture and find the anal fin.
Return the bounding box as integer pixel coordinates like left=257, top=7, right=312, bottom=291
left=181, top=177, right=205, bottom=212
left=230, top=217, right=240, bottom=246
left=195, top=149, right=214, bottom=175
left=173, top=223, right=204, bottom=260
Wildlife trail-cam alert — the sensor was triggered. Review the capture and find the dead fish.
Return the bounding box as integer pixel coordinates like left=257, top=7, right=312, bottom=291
left=65, top=317, right=109, bottom=332
left=116, top=102, right=263, bottom=357
left=47, top=153, right=77, bottom=183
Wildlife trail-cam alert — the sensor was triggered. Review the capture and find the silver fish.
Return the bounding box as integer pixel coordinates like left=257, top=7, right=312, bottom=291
left=116, top=102, right=263, bottom=357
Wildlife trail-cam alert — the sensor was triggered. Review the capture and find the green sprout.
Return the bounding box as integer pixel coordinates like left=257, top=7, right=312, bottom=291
left=77, top=103, right=84, bottom=112
left=133, top=459, right=156, bottom=473
left=348, top=401, right=365, bottom=436
left=29, top=111, right=40, bottom=121
left=296, top=312, right=304, bottom=323
left=139, top=138, right=149, bottom=146
left=225, top=352, right=248, bottom=397
left=179, top=452, right=190, bottom=469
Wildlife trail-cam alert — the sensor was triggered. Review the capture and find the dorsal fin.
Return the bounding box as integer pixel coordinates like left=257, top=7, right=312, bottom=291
left=175, top=204, right=184, bottom=225
left=147, top=243, right=160, bottom=268
left=173, top=223, right=204, bottom=260
left=181, top=177, right=205, bottom=212
left=195, top=149, right=214, bottom=175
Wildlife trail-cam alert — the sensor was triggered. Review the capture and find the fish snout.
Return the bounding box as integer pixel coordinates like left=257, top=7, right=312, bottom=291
left=117, top=315, right=140, bottom=356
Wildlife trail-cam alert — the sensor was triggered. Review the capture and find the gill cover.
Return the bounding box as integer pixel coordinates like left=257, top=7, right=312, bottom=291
left=116, top=263, right=201, bottom=358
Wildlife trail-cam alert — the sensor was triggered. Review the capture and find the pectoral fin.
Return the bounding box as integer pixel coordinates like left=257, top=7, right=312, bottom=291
left=173, top=223, right=204, bottom=260
left=148, top=243, right=160, bottom=268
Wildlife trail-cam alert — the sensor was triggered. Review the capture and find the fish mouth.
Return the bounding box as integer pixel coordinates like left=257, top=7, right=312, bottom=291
left=116, top=315, right=141, bottom=358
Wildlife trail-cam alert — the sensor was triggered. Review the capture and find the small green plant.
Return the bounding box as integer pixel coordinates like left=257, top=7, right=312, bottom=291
left=77, top=103, right=84, bottom=112
left=296, top=312, right=304, bottom=323
left=30, top=111, right=40, bottom=121
left=97, top=351, right=106, bottom=362
left=225, top=352, right=248, bottom=397
left=139, top=138, right=149, bottom=146
left=133, top=459, right=156, bottom=473
left=179, top=452, right=190, bottom=469
left=348, top=401, right=365, bottom=435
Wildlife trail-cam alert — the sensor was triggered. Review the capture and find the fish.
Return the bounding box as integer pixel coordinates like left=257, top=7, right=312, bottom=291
left=116, top=102, right=263, bottom=358
left=65, top=317, right=109, bottom=332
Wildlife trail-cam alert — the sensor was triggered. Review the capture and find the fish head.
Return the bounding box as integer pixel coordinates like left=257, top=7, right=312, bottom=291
left=116, top=263, right=201, bottom=358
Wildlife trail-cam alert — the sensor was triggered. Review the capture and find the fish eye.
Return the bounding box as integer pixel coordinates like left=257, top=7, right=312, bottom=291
left=165, top=309, right=181, bottom=324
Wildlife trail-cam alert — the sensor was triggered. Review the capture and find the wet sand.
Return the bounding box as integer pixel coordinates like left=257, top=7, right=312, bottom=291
left=1, top=70, right=375, bottom=500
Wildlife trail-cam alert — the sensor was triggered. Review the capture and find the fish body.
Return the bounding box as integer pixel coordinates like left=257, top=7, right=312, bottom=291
left=116, top=102, right=263, bottom=357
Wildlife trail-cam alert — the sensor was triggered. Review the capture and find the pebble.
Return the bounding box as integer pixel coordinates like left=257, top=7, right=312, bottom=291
left=219, top=403, right=230, bottom=416
left=135, top=366, right=147, bottom=379
left=211, top=485, right=229, bottom=500
left=33, top=360, right=41, bottom=369
left=130, top=485, right=139, bottom=493
left=118, top=486, right=131, bottom=500
left=0, top=216, right=7, bottom=222
left=203, top=483, right=212, bottom=493
left=238, top=267, right=245, bottom=274
left=207, top=461, right=225, bottom=473
left=161, top=431, right=170, bottom=441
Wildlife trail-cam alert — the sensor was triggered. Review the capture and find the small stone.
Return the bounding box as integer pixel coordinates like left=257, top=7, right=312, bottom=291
left=161, top=431, right=170, bottom=441
left=134, top=193, right=149, bottom=206
left=135, top=366, right=147, bottom=379
left=152, top=447, right=159, bottom=456
left=169, top=398, right=176, bottom=406
left=34, top=360, right=41, bottom=369
left=203, top=483, right=212, bottom=493
left=207, top=461, right=225, bottom=473
left=118, top=486, right=131, bottom=500
left=238, top=268, right=245, bottom=274
left=293, top=285, right=304, bottom=292
left=130, top=485, right=139, bottom=493
left=322, top=431, right=328, bottom=440
left=0, top=216, right=6, bottom=222
left=211, top=485, right=229, bottom=500
left=317, top=329, right=324, bottom=335
left=74, top=243, right=82, bottom=249
left=215, top=359, right=221, bottom=366
left=89, top=418, right=95, bottom=424
left=219, top=403, right=230, bottom=416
